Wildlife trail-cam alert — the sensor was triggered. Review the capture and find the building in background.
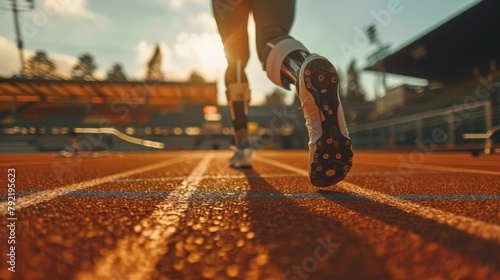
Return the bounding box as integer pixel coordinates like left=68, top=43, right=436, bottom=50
left=356, top=0, right=500, bottom=149
left=0, top=80, right=304, bottom=152
left=0, top=78, right=217, bottom=151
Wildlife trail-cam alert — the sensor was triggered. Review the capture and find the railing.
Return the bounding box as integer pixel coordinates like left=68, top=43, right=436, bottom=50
left=349, top=100, right=493, bottom=148
left=463, top=124, right=500, bottom=154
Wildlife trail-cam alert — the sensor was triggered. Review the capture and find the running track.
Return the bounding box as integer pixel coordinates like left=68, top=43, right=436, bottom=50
left=0, top=150, right=499, bottom=279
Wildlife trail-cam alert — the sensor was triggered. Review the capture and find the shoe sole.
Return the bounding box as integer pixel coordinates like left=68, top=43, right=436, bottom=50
left=304, top=58, right=354, bottom=187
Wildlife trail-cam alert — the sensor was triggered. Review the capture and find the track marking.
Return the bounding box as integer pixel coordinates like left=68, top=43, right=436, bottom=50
left=0, top=154, right=198, bottom=168
left=347, top=170, right=457, bottom=175
left=355, top=159, right=500, bottom=176
left=255, top=156, right=500, bottom=244
left=0, top=158, right=105, bottom=167
left=110, top=170, right=455, bottom=183
left=46, top=190, right=500, bottom=201
left=0, top=152, right=196, bottom=167
left=110, top=173, right=303, bottom=182
left=0, top=156, right=190, bottom=215
left=78, top=152, right=214, bottom=280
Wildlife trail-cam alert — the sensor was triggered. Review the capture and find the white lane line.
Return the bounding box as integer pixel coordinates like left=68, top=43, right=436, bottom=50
left=255, top=156, right=500, bottom=244
left=111, top=173, right=303, bottom=182
left=111, top=170, right=455, bottom=183
left=56, top=191, right=500, bottom=201
left=355, top=159, right=500, bottom=176
left=0, top=157, right=189, bottom=215
left=79, top=152, right=214, bottom=280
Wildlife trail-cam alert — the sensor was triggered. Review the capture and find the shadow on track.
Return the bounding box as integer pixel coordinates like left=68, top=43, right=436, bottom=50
left=317, top=189, right=500, bottom=268
left=242, top=168, right=392, bottom=279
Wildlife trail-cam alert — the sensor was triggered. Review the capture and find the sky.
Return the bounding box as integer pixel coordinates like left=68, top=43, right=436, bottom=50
left=0, top=0, right=480, bottom=105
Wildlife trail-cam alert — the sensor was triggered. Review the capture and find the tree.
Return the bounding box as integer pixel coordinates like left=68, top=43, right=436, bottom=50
left=145, top=44, right=164, bottom=81
left=343, top=59, right=366, bottom=103
left=188, top=71, right=205, bottom=83
left=23, top=50, right=58, bottom=79
left=71, top=53, right=97, bottom=81
left=265, top=88, right=287, bottom=106
left=106, top=63, right=128, bottom=82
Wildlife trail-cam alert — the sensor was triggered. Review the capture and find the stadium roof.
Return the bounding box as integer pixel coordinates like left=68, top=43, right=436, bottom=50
left=366, top=0, right=500, bottom=84
left=0, top=78, right=217, bottom=105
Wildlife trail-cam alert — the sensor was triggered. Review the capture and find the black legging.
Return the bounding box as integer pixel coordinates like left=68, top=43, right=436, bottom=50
left=212, top=0, right=296, bottom=86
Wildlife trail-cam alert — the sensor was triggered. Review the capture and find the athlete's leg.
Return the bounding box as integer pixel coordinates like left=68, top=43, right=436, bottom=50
left=252, top=0, right=309, bottom=89
left=252, top=0, right=354, bottom=186
left=212, top=0, right=252, bottom=168
left=212, top=0, right=251, bottom=148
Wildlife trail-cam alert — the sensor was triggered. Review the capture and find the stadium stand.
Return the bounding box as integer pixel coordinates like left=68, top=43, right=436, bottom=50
left=0, top=78, right=305, bottom=152
left=360, top=0, right=500, bottom=149
left=0, top=78, right=221, bottom=151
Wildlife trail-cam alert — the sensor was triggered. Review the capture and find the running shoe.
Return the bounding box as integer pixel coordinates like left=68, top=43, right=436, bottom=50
left=298, top=54, right=353, bottom=187
left=229, top=146, right=252, bottom=168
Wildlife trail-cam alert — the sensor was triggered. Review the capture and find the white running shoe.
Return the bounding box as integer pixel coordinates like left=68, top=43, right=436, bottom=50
left=229, top=147, right=252, bottom=168
left=298, top=54, right=353, bottom=187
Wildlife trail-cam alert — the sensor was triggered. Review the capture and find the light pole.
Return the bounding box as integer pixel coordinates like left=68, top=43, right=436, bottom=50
left=365, top=24, right=390, bottom=98
left=7, top=0, right=34, bottom=75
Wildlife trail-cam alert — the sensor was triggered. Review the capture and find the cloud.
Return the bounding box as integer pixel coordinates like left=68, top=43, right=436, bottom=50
left=172, top=32, right=227, bottom=81
left=43, top=0, right=99, bottom=20
left=0, top=36, right=28, bottom=76
left=163, top=0, right=207, bottom=10
left=0, top=36, right=78, bottom=78
left=51, top=53, right=78, bottom=78
left=134, top=32, right=226, bottom=82
left=188, top=12, right=218, bottom=33
left=2, top=0, right=108, bottom=47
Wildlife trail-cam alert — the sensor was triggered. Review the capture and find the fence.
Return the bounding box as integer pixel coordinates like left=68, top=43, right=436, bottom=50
left=349, top=100, right=494, bottom=149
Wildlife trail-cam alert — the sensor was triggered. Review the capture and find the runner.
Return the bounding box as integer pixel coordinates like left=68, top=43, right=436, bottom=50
left=212, top=0, right=353, bottom=187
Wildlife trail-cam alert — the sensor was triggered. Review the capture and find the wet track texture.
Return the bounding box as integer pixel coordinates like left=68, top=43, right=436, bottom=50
left=0, top=151, right=499, bottom=280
